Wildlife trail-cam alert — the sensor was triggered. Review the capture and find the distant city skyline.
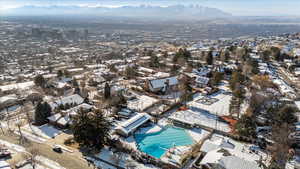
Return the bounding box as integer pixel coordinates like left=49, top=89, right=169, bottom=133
left=0, top=0, right=300, bottom=16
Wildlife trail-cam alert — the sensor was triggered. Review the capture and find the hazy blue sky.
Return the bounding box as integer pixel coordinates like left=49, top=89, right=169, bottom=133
left=0, top=0, right=299, bottom=16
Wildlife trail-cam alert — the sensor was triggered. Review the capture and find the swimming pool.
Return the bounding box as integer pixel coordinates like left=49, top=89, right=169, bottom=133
left=135, top=127, right=194, bottom=158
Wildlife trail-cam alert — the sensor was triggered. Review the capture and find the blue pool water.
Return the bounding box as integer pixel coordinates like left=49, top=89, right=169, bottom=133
left=135, top=127, right=194, bottom=158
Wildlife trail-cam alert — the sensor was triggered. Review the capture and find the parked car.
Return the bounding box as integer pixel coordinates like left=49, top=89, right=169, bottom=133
left=52, top=146, right=63, bottom=153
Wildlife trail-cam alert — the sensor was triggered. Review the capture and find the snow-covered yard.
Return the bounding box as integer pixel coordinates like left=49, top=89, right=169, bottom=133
left=22, top=124, right=62, bottom=139
left=90, top=147, right=159, bottom=169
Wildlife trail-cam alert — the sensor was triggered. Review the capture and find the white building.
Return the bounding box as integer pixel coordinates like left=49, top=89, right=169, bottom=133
left=115, top=113, right=152, bottom=137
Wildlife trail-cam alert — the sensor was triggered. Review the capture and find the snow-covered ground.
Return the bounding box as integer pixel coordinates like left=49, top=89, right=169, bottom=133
left=22, top=124, right=62, bottom=139
left=0, top=139, right=65, bottom=169
left=0, top=139, right=26, bottom=153
left=36, top=156, right=66, bottom=169
left=20, top=163, right=50, bottom=169
left=90, top=147, right=159, bottom=169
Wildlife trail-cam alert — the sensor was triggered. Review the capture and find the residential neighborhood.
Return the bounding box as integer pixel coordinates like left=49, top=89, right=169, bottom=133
left=1, top=1, right=300, bottom=169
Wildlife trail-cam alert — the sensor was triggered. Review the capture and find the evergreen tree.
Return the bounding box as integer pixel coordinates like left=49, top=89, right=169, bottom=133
left=235, top=114, right=256, bottom=138
left=34, top=102, right=44, bottom=125
left=150, top=55, right=160, bottom=68
left=124, top=66, right=137, bottom=79
left=57, top=70, right=64, bottom=78
left=43, top=102, right=52, bottom=118
left=34, top=75, right=46, bottom=88
left=104, top=83, right=111, bottom=99
left=72, top=109, right=111, bottom=149
left=270, top=46, right=282, bottom=61
left=206, top=51, right=213, bottom=65
left=34, top=101, right=52, bottom=125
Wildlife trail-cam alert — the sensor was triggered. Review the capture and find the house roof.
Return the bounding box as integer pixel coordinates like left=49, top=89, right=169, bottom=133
left=0, top=94, right=17, bottom=104
left=219, top=156, right=260, bottom=169
left=47, top=113, right=62, bottom=122
left=195, top=76, right=210, bottom=85
left=116, top=113, right=151, bottom=136
left=49, top=94, right=84, bottom=110
left=149, top=76, right=178, bottom=89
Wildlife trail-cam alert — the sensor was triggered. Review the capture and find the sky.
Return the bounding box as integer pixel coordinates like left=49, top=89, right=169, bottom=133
left=0, top=0, right=300, bottom=16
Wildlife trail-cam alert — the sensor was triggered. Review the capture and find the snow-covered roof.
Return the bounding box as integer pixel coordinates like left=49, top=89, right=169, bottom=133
left=48, top=113, right=62, bottom=122
left=0, top=94, right=17, bottom=104
left=200, top=134, right=268, bottom=169
left=127, top=95, right=158, bottom=112
left=116, top=113, right=151, bottom=136
left=169, top=109, right=231, bottom=132
left=149, top=76, right=178, bottom=89
left=0, top=81, right=34, bottom=91
left=219, top=156, right=260, bottom=169
left=49, top=94, right=84, bottom=110
left=195, top=76, right=210, bottom=85
left=188, top=91, right=232, bottom=117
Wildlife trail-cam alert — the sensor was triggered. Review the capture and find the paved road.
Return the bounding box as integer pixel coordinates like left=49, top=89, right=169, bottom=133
left=0, top=132, right=94, bottom=169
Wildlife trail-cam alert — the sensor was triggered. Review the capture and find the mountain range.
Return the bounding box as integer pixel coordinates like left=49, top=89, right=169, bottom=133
left=3, top=5, right=232, bottom=20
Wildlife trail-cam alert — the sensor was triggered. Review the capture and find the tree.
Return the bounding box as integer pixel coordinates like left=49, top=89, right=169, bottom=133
left=34, top=75, right=46, bottom=88
left=220, top=49, right=230, bottom=62
left=206, top=51, right=213, bottom=65
left=210, top=72, right=224, bottom=86
left=270, top=123, right=293, bottom=168
left=104, top=83, right=111, bottom=99
left=124, top=66, right=137, bottom=79
left=275, top=105, right=297, bottom=125
left=72, top=79, right=79, bottom=87
left=72, top=109, right=111, bottom=149
left=229, top=71, right=245, bottom=91
left=270, top=46, right=282, bottom=61
left=149, top=55, right=160, bottom=68
left=57, top=70, right=63, bottom=78
left=235, top=114, right=256, bottom=137
left=179, top=76, right=193, bottom=105
left=261, top=50, right=271, bottom=62
left=64, top=70, right=71, bottom=78
left=173, top=48, right=191, bottom=63
left=34, top=101, right=52, bottom=125
left=23, top=147, right=40, bottom=169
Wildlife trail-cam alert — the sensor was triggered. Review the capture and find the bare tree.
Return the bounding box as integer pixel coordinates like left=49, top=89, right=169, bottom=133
left=23, top=147, right=40, bottom=169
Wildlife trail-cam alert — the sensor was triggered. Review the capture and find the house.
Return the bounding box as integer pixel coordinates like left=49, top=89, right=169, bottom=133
left=48, top=113, right=71, bottom=128
left=199, top=135, right=268, bottom=169
left=49, top=94, right=84, bottom=110
left=148, top=76, right=178, bottom=93
left=195, top=76, right=210, bottom=87
left=115, top=113, right=152, bottom=137
left=0, top=94, right=18, bottom=109
left=127, top=95, right=159, bottom=112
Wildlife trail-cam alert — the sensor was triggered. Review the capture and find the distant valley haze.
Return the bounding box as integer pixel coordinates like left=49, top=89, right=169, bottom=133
left=1, top=0, right=300, bottom=17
